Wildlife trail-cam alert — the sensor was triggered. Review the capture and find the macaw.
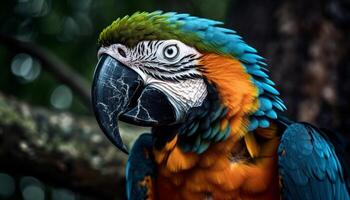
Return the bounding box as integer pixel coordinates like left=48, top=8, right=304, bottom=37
left=91, top=11, right=350, bottom=200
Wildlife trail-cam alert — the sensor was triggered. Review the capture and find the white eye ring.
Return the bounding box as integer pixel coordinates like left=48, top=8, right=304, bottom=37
left=163, top=44, right=179, bottom=60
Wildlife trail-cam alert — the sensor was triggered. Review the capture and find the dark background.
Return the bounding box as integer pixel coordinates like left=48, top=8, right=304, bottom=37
left=0, top=0, right=349, bottom=199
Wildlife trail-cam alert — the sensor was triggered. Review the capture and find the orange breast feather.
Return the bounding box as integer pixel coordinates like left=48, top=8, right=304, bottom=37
left=153, top=126, right=281, bottom=200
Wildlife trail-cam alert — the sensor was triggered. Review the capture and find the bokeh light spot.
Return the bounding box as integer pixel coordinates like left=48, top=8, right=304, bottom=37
left=52, top=188, right=75, bottom=200
left=58, top=17, right=79, bottom=42
left=50, top=85, right=73, bottom=109
left=15, top=0, right=50, bottom=17
left=20, top=176, right=45, bottom=200
left=11, top=53, right=42, bottom=82
left=22, top=185, right=45, bottom=200
left=0, top=173, right=16, bottom=198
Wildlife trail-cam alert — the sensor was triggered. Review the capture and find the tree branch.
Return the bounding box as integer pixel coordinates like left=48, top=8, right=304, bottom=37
left=0, top=33, right=91, bottom=109
left=0, top=92, right=130, bottom=199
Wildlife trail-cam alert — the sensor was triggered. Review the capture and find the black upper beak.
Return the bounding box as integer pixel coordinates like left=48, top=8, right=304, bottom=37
left=92, top=55, right=176, bottom=153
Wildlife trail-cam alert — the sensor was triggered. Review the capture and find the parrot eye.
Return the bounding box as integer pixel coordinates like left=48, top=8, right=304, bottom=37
left=163, top=44, right=179, bottom=60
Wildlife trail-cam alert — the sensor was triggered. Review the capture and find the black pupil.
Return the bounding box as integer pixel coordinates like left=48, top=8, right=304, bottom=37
left=118, top=48, right=126, bottom=58
left=167, top=48, right=173, bottom=55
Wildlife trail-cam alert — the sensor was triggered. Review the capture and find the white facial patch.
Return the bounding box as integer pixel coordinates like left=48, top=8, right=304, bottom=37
left=98, top=39, right=208, bottom=121
left=145, top=77, right=207, bottom=121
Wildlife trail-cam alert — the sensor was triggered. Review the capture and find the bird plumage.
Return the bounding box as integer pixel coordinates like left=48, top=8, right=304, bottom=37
left=92, top=11, right=350, bottom=200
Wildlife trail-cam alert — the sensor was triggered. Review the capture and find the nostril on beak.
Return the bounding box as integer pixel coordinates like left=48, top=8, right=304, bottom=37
left=118, top=47, right=126, bottom=58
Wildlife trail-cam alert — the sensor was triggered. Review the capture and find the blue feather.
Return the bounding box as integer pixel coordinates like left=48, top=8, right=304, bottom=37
left=180, top=142, right=192, bottom=152
left=215, top=27, right=236, bottom=34
left=254, top=110, right=265, bottom=116
left=209, top=106, right=224, bottom=121
left=211, top=32, right=229, bottom=46
left=201, top=128, right=212, bottom=139
left=266, top=110, right=278, bottom=119
left=187, top=122, right=199, bottom=136
left=259, top=97, right=273, bottom=111
left=196, top=140, right=210, bottom=154
left=258, top=119, right=270, bottom=128
left=261, top=82, right=280, bottom=95
left=214, top=125, right=230, bottom=142
left=244, top=45, right=258, bottom=53
left=209, top=123, right=220, bottom=139
left=248, top=117, right=259, bottom=131
left=223, top=41, right=245, bottom=56
left=272, top=101, right=284, bottom=111
left=258, top=61, right=268, bottom=66
left=192, top=135, right=202, bottom=152
left=263, top=78, right=276, bottom=86
left=247, top=68, right=269, bottom=78
left=240, top=53, right=262, bottom=63
left=246, top=63, right=261, bottom=70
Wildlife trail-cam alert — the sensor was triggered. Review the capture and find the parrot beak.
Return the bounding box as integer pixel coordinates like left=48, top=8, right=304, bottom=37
left=92, top=55, right=176, bottom=153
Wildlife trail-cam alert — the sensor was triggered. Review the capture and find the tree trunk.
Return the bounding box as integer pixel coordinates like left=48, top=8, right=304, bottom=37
left=226, top=0, right=350, bottom=137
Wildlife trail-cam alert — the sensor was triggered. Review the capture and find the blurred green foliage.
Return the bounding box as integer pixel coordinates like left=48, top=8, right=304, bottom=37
left=0, top=0, right=231, bottom=115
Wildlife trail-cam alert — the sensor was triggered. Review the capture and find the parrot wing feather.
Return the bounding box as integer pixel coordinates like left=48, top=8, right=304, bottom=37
left=278, top=122, right=350, bottom=200
left=126, top=134, right=155, bottom=200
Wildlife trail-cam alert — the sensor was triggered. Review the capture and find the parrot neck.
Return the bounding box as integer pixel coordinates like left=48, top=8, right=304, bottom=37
left=152, top=81, right=258, bottom=159
left=152, top=82, right=231, bottom=154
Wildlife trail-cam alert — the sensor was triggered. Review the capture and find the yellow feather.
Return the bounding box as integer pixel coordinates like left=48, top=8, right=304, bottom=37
left=244, top=133, right=260, bottom=158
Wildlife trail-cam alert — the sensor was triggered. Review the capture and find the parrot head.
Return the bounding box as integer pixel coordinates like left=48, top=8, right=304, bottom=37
left=92, top=11, right=286, bottom=154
